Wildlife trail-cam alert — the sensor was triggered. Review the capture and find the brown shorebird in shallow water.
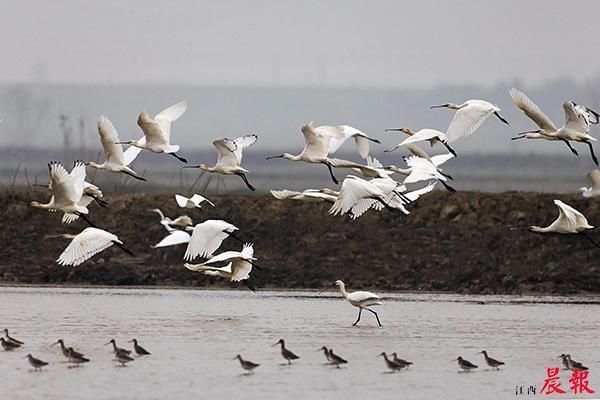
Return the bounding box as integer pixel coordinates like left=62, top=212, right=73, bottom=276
left=273, top=339, right=299, bottom=365
left=114, top=349, right=135, bottom=367
left=129, top=339, right=151, bottom=356
left=328, top=349, right=348, bottom=368
left=318, top=346, right=331, bottom=363
left=559, top=354, right=588, bottom=371
left=391, top=353, right=413, bottom=368
left=3, top=329, right=24, bottom=345
left=1, top=337, right=21, bottom=351
left=27, top=354, right=49, bottom=371
left=235, top=355, right=260, bottom=373
left=51, top=339, right=85, bottom=361
left=480, top=350, right=504, bottom=369
left=67, top=347, right=90, bottom=366
left=105, top=339, right=131, bottom=355
left=379, top=352, right=405, bottom=372
left=455, top=356, right=478, bottom=372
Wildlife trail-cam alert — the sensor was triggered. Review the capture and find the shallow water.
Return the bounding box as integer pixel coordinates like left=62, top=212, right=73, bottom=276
left=1, top=287, right=599, bottom=400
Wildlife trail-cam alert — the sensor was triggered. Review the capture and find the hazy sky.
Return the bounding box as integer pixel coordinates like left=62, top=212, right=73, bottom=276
left=4, top=0, right=600, bottom=88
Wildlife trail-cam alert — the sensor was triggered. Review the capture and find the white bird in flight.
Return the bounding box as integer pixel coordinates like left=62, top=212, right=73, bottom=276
left=184, top=219, right=240, bottom=261
left=529, top=199, right=598, bottom=247
left=510, top=88, right=600, bottom=165
left=266, top=122, right=377, bottom=184
left=270, top=189, right=338, bottom=204
left=150, top=209, right=193, bottom=230
left=86, top=116, right=146, bottom=181
left=320, top=280, right=382, bottom=326
left=184, top=134, right=258, bottom=191
left=580, top=170, right=600, bottom=198
left=385, top=128, right=457, bottom=157
left=326, top=156, right=394, bottom=179
left=117, top=101, right=188, bottom=163
left=430, top=99, right=509, bottom=143
left=52, top=227, right=134, bottom=266
left=400, top=155, right=456, bottom=192
left=184, top=243, right=256, bottom=290
left=175, top=194, right=215, bottom=209
left=152, top=226, right=191, bottom=249
left=30, top=162, right=95, bottom=226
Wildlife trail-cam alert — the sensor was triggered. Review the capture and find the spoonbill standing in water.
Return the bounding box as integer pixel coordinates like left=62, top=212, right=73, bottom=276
left=385, top=128, right=457, bottom=156
left=580, top=170, right=600, bottom=198
left=529, top=199, right=599, bottom=247
left=509, top=88, right=600, bottom=165
left=117, top=101, right=188, bottom=163
left=430, top=99, right=509, bottom=142
left=320, top=280, right=383, bottom=326
left=53, top=227, right=134, bottom=266
left=86, top=116, right=146, bottom=181
left=184, top=134, right=258, bottom=191
left=175, top=193, right=215, bottom=208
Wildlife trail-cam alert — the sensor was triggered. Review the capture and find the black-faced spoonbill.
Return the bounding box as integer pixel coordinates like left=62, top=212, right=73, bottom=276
left=320, top=280, right=383, bottom=326
left=529, top=199, right=598, bottom=247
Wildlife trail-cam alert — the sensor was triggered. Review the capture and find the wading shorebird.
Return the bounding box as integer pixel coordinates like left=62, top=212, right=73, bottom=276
left=175, top=193, right=215, bottom=209
left=385, top=127, right=457, bottom=157
left=580, top=170, right=600, bottom=198
left=86, top=115, right=146, bottom=181
left=430, top=99, right=509, bottom=143
left=67, top=347, right=90, bottom=366
left=273, top=339, right=300, bottom=365
left=559, top=354, right=588, bottom=371
left=117, top=100, right=189, bottom=163
left=379, top=352, right=405, bottom=372
left=114, top=350, right=135, bottom=367
left=320, top=280, right=383, bottom=327
left=3, top=329, right=24, bottom=346
left=235, top=355, right=260, bottom=374
left=1, top=337, right=21, bottom=351
left=328, top=349, right=348, bottom=368
left=480, top=350, right=504, bottom=369
left=528, top=199, right=599, bottom=248
left=510, top=88, right=600, bottom=165
left=455, top=356, right=478, bottom=372
left=105, top=339, right=131, bottom=355
left=129, top=339, right=151, bottom=356
left=184, top=135, right=258, bottom=191
left=51, top=339, right=85, bottom=360
left=27, top=354, right=49, bottom=371
left=391, top=353, right=413, bottom=368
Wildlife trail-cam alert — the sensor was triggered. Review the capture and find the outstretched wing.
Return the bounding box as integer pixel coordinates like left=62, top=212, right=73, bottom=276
left=49, top=162, right=79, bottom=205
left=152, top=230, right=191, bottom=248
left=509, top=88, right=557, bottom=131
left=97, top=116, right=125, bottom=165
left=446, top=100, right=497, bottom=143
left=184, top=220, right=238, bottom=261
left=57, top=228, right=117, bottom=266
left=213, top=138, right=239, bottom=167
left=154, top=101, right=187, bottom=142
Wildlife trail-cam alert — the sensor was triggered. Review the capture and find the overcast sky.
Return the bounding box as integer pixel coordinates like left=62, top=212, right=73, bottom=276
left=3, top=0, right=600, bottom=88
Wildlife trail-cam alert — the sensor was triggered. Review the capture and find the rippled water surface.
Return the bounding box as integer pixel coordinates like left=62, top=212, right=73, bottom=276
left=1, top=287, right=599, bottom=400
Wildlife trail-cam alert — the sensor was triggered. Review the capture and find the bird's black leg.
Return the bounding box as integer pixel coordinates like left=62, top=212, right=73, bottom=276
left=562, top=139, right=579, bottom=156
left=579, top=231, right=600, bottom=248
left=226, top=230, right=244, bottom=243
left=493, top=111, right=510, bottom=125
left=440, top=180, right=457, bottom=193
left=112, top=241, right=135, bottom=256
left=585, top=141, right=599, bottom=166
left=322, top=161, right=339, bottom=185
left=237, top=172, right=256, bottom=191
left=439, top=171, right=454, bottom=180
left=374, top=197, right=399, bottom=214
left=353, top=308, right=362, bottom=326
left=76, top=213, right=98, bottom=228
left=91, top=195, right=109, bottom=208
left=169, top=152, right=188, bottom=163
left=366, top=308, right=383, bottom=327
left=122, top=170, right=147, bottom=182
left=441, top=141, right=457, bottom=157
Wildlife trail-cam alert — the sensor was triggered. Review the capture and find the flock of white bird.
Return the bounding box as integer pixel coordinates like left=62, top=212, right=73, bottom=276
left=25, top=88, right=600, bottom=315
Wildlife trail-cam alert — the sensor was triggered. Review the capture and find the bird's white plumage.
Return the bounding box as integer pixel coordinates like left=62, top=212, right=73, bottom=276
left=581, top=170, right=600, bottom=198
left=213, top=134, right=258, bottom=169
left=175, top=193, right=214, bottom=208
left=329, top=176, right=386, bottom=217
left=532, top=199, right=593, bottom=234
left=135, top=101, right=187, bottom=153
left=270, top=189, right=337, bottom=203
left=509, top=88, right=557, bottom=131
left=184, top=244, right=254, bottom=282
left=403, top=156, right=448, bottom=184
left=57, top=227, right=121, bottom=266
left=152, top=229, right=191, bottom=248
left=324, top=125, right=377, bottom=158
left=445, top=100, right=501, bottom=143
left=184, top=220, right=238, bottom=261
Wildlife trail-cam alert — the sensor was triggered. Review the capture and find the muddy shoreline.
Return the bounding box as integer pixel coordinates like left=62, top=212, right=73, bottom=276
left=1, top=191, right=599, bottom=295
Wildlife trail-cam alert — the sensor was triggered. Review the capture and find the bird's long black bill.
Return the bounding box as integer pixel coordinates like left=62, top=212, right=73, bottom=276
left=169, top=152, right=188, bottom=163
left=237, top=173, right=256, bottom=191
left=440, top=180, right=457, bottom=193
left=113, top=241, right=135, bottom=256
left=318, top=283, right=336, bottom=295
left=384, top=128, right=403, bottom=132
left=265, top=155, right=284, bottom=160
left=494, top=111, right=510, bottom=125
left=92, top=195, right=109, bottom=208
left=123, top=170, right=147, bottom=182
left=442, top=141, right=457, bottom=157
left=580, top=231, right=600, bottom=249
